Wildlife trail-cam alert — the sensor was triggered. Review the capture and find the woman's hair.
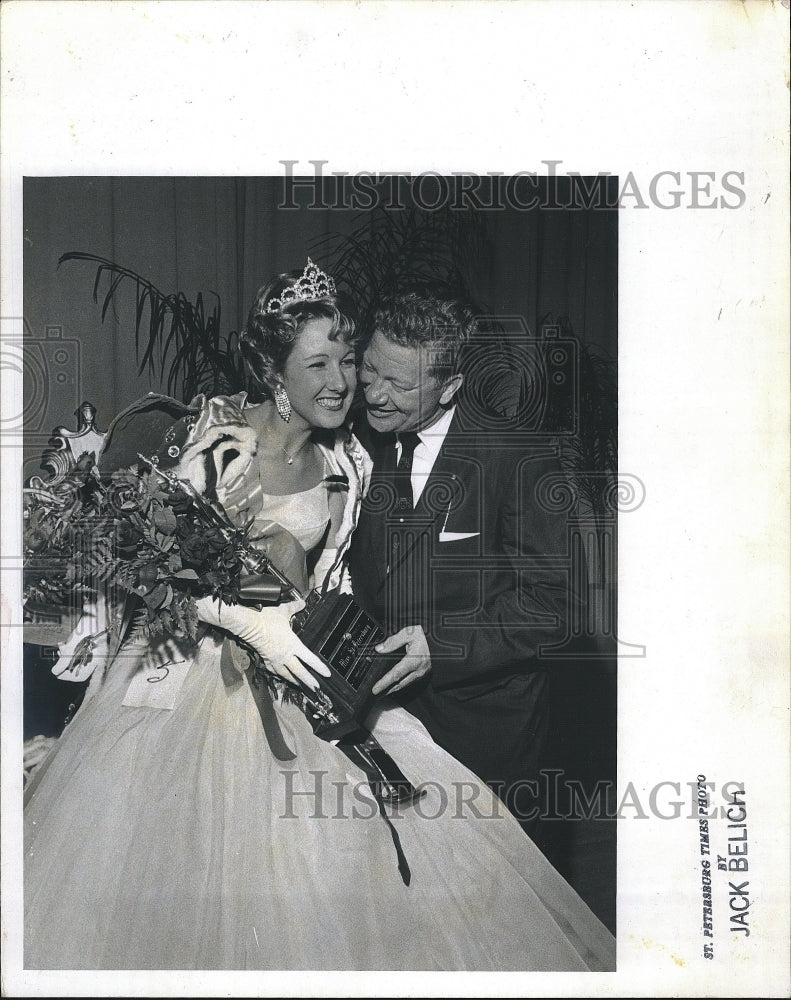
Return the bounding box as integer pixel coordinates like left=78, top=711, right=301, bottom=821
left=239, top=269, right=357, bottom=396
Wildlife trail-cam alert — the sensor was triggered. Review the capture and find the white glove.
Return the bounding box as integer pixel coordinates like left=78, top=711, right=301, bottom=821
left=177, top=418, right=258, bottom=496
left=194, top=596, right=330, bottom=691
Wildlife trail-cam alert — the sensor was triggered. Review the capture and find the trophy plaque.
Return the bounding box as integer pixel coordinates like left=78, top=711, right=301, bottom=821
left=290, top=588, right=400, bottom=739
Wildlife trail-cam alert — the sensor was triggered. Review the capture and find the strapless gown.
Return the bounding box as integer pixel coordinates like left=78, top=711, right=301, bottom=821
left=23, top=458, right=616, bottom=972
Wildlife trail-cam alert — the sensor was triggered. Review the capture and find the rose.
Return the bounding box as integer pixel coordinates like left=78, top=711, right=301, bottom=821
left=179, top=531, right=211, bottom=565
left=165, top=490, right=194, bottom=515
left=114, top=519, right=143, bottom=559
left=106, top=480, right=143, bottom=514
left=202, top=524, right=231, bottom=556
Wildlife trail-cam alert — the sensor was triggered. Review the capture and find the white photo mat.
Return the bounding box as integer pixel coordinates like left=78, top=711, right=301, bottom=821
left=1, top=1, right=788, bottom=996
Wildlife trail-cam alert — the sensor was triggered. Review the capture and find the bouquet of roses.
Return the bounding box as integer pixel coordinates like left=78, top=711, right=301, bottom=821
left=23, top=453, right=299, bottom=678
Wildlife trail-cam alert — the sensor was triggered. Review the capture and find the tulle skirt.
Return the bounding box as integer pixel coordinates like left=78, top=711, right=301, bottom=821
left=24, top=634, right=615, bottom=971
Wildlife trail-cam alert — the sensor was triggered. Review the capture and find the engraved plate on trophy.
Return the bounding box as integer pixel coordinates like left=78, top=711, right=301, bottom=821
left=290, top=589, right=400, bottom=738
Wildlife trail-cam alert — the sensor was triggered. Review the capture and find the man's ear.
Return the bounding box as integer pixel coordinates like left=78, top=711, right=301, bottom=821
left=439, top=373, right=464, bottom=406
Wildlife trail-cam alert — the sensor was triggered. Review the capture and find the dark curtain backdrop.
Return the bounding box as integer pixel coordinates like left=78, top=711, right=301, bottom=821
left=23, top=176, right=616, bottom=479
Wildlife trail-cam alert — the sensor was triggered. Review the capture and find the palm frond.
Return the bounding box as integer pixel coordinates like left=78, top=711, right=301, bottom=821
left=311, top=204, right=489, bottom=337
left=58, top=252, right=242, bottom=402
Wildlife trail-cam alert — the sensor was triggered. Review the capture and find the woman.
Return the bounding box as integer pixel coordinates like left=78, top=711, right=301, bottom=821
left=24, top=260, right=615, bottom=972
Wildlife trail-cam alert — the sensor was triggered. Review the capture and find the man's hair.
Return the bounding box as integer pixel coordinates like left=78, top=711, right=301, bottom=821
left=372, top=292, right=478, bottom=383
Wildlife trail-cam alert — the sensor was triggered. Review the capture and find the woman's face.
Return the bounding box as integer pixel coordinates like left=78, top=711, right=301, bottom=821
left=280, top=316, right=357, bottom=430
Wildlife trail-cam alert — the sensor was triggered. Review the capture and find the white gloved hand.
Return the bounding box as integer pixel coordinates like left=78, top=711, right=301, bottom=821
left=177, top=420, right=258, bottom=496
left=194, top=596, right=330, bottom=691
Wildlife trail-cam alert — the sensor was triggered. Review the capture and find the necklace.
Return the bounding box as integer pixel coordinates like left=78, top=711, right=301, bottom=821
left=280, top=437, right=310, bottom=465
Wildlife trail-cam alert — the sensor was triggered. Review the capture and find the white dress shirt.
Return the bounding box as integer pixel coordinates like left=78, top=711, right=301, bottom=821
left=396, top=405, right=456, bottom=505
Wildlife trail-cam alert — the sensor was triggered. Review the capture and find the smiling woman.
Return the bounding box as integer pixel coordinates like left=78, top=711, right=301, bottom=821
left=236, top=267, right=359, bottom=491
left=280, top=318, right=358, bottom=423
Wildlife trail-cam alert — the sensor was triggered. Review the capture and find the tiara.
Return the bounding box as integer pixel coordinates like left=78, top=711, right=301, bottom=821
left=265, top=258, right=337, bottom=314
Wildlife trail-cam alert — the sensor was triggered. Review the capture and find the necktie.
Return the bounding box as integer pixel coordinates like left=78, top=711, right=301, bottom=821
left=394, top=431, right=420, bottom=514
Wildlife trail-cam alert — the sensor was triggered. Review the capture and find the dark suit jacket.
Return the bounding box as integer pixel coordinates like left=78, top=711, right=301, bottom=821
left=348, top=405, right=576, bottom=807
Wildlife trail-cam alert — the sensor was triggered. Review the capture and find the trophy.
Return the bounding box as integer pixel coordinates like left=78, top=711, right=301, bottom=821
left=289, top=588, right=401, bottom=740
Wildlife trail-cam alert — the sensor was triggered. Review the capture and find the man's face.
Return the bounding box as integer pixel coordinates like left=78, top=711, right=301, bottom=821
left=360, top=329, right=462, bottom=434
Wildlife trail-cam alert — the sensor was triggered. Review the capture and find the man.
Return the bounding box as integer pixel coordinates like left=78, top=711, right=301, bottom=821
left=348, top=291, right=574, bottom=828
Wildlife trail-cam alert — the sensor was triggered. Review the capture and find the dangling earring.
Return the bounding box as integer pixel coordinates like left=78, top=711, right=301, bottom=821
left=274, top=384, right=292, bottom=423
